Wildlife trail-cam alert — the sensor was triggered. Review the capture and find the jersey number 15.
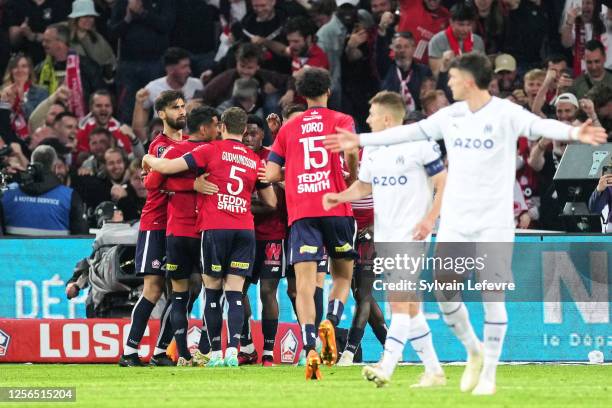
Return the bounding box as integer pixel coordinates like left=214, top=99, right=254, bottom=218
left=300, top=136, right=328, bottom=170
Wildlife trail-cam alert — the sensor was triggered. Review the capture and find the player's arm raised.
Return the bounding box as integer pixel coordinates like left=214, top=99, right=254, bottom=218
left=142, top=154, right=189, bottom=175
left=322, top=181, right=372, bottom=211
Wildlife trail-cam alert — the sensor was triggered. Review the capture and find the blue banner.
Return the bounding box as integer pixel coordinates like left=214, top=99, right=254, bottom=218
left=1, top=236, right=611, bottom=362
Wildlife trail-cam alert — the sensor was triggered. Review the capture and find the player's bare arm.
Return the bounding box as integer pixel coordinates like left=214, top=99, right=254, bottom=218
left=325, top=123, right=430, bottom=152
left=322, top=180, right=372, bottom=211
left=263, top=161, right=283, bottom=183
left=256, top=184, right=278, bottom=209
left=193, top=173, right=219, bottom=195
left=413, top=170, right=447, bottom=241
left=142, top=154, right=189, bottom=175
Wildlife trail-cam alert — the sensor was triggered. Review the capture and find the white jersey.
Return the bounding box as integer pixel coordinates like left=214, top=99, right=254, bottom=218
left=360, top=97, right=574, bottom=235
left=143, top=76, right=204, bottom=111
left=359, top=140, right=444, bottom=242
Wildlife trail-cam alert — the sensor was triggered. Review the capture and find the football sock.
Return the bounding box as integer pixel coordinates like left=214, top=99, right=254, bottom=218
left=368, top=299, right=388, bottom=345
left=124, top=296, right=155, bottom=355
left=302, top=324, right=317, bottom=354
left=225, top=291, right=244, bottom=348
left=345, top=327, right=365, bottom=354
left=481, top=302, right=508, bottom=383
left=314, top=287, right=324, bottom=328
left=439, top=302, right=481, bottom=355
left=262, top=319, right=278, bottom=354
left=154, top=298, right=173, bottom=352
left=240, top=317, right=253, bottom=348
left=204, top=288, right=223, bottom=352
left=380, top=313, right=410, bottom=378
left=170, top=291, right=191, bottom=360
left=326, top=299, right=344, bottom=327
left=409, top=312, right=443, bottom=375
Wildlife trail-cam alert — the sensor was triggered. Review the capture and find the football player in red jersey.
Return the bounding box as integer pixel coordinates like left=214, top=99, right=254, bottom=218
left=263, top=68, right=359, bottom=379
left=143, top=107, right=277, bottom=367
left=119, top=91, right=189, bottom=367
left=145, top=106, right=221, bottom=366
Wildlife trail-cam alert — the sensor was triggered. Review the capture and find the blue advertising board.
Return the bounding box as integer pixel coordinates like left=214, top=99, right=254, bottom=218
left=1, top=235, right=611, bottom=362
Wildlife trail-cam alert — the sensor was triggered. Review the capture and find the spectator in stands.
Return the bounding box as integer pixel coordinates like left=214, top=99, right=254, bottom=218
left=198, top=43, right=288, bottom=113
left=108, top=0, right=175, bottom=124
left=586, top=84, right=612, bottom=134
left=503, top=0, right=549, bottom=73
left=523, top=68, right=546, bottom=112
left=380, top=32, right=433, bottom=113
left=0, top=145, right=88, bottom=236
left=495, top=53, right=522, bottom=94
left=49, top=111, right=78, bottom=155
left=560, top=0, right=605, bottom=75
left=238, top=0, right=292, bottom=73
left=473, top=0, right=506, bottom=55
left=36, top=23, right=103, bottom=104
left=76, top=89, right=144, bottom=161
left=113, top=159, right=146, bottom=222
left=588, top=167, right=612, bottom=232
left=68, top=0, right=117, bottom=84
left=6, top=0, right=71, bottom=64
left=428, top=3, right=485, bottom=77
left=217, top=77, right=264, bottom=117
left=171, top=0, right=220, bottom=76
left=279, top=16, right=330, bottom=109
left=28, top=100, right=67, bottom=150
left=421, top=89, right=449, bottom=116
left=78, top=127, right=112, bottom=176
left=1, top=53, right=49, bottom=140
left=397, top=0, right=450, bottom=65
left=570, top=40, right=612, bottom=99
left=309, top=0, right=336, bottom=28
left=553, top=92, right=580, bottom=123
left=371, top=0, right=396, bottom=77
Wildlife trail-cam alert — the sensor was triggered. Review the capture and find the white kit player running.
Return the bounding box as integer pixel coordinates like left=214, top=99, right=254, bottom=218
left=325, top=52, right=607, bottom=395
left=323, top=91, right=448, bottom=388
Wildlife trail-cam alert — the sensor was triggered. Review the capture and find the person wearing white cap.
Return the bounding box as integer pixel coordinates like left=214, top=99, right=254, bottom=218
left=553, top=92, right=579, bottom=123
left=68, top=0, right=116, bottom=83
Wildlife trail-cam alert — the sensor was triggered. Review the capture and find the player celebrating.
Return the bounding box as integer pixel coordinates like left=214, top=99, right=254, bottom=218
left=119, top=90, right=188, bottom=367
left=264, top=67, right=359, bottom=380
left=145, top=106, right=221, bottom=366
left=143, top=107, right=277, bottom=367
left=324, top=91, right=447, bottom=387
left=325, top=52, right=607, bottom=395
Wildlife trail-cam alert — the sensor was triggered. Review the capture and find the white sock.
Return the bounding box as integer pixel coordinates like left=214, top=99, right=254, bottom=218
left=123, top=345, right=138, bottom=355
left=439, top=302, right=480, bottom=355
left=211, top=350, right=222, bottom=359
left=153, top=347, right=166, bottom=356
left=241, top=343, right=255, bottom=354
left=263, top=350, right=273, bottom=357
left=409, top=312, right=443, bottom=375
left=380, top=313, right=411, bottom=378
left=481, top=302, right=508, bottom=383
left=225, top=347, right=238, bottom=358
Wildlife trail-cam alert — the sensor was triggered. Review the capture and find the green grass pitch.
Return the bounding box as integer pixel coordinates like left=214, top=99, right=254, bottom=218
left=1, top=364, right=611, bottom=407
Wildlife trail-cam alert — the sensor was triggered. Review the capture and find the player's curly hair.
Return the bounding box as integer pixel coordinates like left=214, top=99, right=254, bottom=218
left=187, top=105, right=219, bottom=133
left=154, top=90, right=185, bottom=114
left=295, top=67, right=331, bottom=99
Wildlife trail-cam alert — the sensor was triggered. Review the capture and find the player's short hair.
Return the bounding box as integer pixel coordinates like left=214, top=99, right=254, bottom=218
left=282, top=103, right=307, bottom=120
left=237, top=43, right=262, bottom=63
left=163, top=47, right=191, bottom=66
left=48, top=23, right=70, bottom=45
left=295, top=67, right=331, bottom=99
left=450, top=2, right=476, bottom=22
left=449, top=52, right=493, bottom=90
left=154, top=90, right=185, bottom=114
left=88, top=127, right=112, bottom=141
left=31, top=145, right=58, bottom=171
left=285, top=16, right=317, bottom=38
left=221, top=107, right=248, bottom=135
left=246, top=114, right=265, bottom=130
left=369, top=91, right=406, bottom=122
left=187, top=105, right=218, bottom=133
left=585, top=39, right=606, bottom=55
left=53, top=111, right=77, bottom=125
left=524, top=68, right=546, bottom=83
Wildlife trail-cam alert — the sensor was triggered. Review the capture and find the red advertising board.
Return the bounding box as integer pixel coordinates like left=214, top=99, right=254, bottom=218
left=0, top=319, right=303, bottom=364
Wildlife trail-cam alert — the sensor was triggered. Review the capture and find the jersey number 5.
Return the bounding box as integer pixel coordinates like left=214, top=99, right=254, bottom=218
left=227, top=166, right=246, bottom=195
left=300, top=136, right=328, bottom=170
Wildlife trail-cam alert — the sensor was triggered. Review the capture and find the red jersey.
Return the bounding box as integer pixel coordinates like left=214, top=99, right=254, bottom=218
left=253, top=148, right=287, bottom=240
left=291, top=44, right=330, bottom=72
left=184, top=139, right=265, bottom=231
left=161, top=140, right=208, bottom=238
left=76, top=115, right=133, bottom=154
left=139, top=134, right=185, bottom=231
left=398, top=0, right=450, bottom=64
left=269, top=107, right=354, bottom=225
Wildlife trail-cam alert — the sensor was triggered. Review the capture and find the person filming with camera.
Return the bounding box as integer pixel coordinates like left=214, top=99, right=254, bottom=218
left=588, top=165, right=612, bottom=233
left=0, top=145, right=88, bottom=236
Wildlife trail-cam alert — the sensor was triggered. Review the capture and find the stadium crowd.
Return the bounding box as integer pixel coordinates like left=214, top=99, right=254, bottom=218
left=0, top=0, right=612, bottom=234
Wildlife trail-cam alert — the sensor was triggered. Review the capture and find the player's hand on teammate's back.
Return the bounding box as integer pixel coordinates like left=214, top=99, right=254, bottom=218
left=194, top=173, right=218, bottom=195
left=257, top=166, right=269, bottom=183
left=413, top=217, right=435, bottom=241
left=324, top=127, right=360, bottom=152
left=575, top=119, right=607, bottom=145
left=322, top=193, right=340, bottom=211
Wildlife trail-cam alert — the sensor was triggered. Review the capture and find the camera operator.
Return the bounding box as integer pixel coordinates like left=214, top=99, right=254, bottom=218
left=588, top=167, right=612, bottom=233
left=0, top=145, right=88, bottom=236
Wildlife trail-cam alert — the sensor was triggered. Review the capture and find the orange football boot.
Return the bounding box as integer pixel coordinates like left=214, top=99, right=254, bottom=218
left=305, top=350, right=322, bottom=380
left=318, top=319, right=337, bottom=366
